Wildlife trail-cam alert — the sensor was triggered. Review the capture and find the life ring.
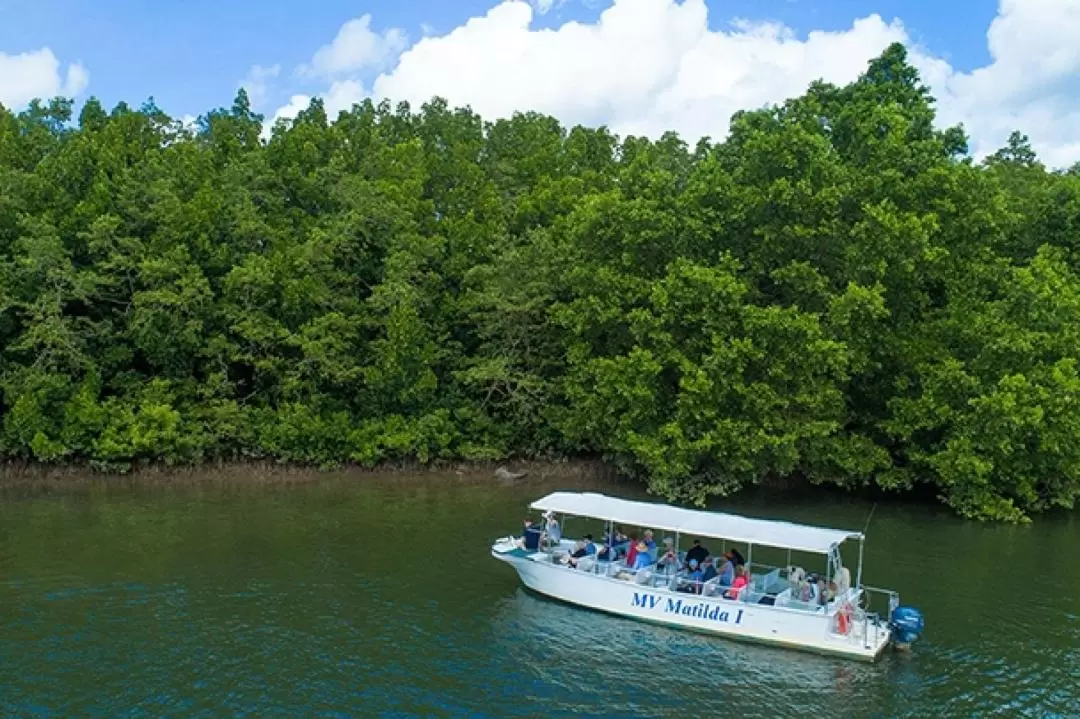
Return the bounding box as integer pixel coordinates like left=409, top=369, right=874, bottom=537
left=837, top=602, right=853, bottom=635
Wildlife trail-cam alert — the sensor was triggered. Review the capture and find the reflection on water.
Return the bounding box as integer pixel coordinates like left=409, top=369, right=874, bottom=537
left=0, top=474, right=1078, bottom=718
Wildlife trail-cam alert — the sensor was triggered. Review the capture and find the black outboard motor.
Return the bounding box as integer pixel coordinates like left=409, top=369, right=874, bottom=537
left=890, top=605, right=925, bottom=650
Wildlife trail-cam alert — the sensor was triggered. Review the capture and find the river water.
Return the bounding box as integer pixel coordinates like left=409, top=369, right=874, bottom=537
left=0, top=471, right=1077, bottom=718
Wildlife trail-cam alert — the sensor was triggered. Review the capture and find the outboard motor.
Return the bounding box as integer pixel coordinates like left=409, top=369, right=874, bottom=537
left=890, top=606, right=925, bottom=650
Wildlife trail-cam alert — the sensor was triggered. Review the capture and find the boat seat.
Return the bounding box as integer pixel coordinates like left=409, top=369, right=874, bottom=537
left=775, top=588, right=825, bottom=613
left=577, top=556, right=597, bottom=574
left=701, top=576, right=722, bottom=597
left=634, top=567, right=655, bottom=585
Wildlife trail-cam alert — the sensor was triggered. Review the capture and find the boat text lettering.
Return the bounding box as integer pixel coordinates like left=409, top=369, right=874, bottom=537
left=630, top=593, right=744, bottom=625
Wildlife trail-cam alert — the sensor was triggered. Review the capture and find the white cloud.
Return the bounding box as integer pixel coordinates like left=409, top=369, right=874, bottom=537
left=324, top=79, right=367, bottom=116
left=924, top=0, right=1080, bottom=166
left=264, top=80, right=366, bottom=137
left=269, top=93, right=311, bottom=127
left=271, top=0, right=1080, bottom=166
left=371, top=1, right=908, bottom=138
left=0, top=47, right=89, bottom=108
left=301, top=14, right=407, bottom=77
left=240, top=63, right=280, bottom=108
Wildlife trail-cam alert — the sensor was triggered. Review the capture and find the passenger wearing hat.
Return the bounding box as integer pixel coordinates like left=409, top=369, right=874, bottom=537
left=700, top=557, right=718, bottom=584
left=678, top=558, right=705, bottom=593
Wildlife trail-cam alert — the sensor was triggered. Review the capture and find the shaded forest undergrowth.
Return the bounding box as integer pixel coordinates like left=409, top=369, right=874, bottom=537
left=3, top=44, right=1080, bottom=521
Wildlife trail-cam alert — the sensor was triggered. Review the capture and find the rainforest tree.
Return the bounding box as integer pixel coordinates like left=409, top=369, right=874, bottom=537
left=1, top=45, right=1078, bottom=521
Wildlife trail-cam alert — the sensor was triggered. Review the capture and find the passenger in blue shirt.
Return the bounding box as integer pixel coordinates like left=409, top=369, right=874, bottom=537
left=717, top=553, right=735, bottom=586
left=631, top=541, right=654, bottom=571
left=700, top=558, right=718, bottom=584
left=606, top=527, right=630, bottom=557
left=678, top=559, right=705, bottom=593
left=643, top=530, right=658, bottom=560
left=518, top=518, right=543, bottom=551
left=584, top=534, right=597, bottom=555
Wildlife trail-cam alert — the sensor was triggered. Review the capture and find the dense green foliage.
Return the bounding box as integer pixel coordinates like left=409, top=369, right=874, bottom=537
left=3, top=45, right=1079, bottom=520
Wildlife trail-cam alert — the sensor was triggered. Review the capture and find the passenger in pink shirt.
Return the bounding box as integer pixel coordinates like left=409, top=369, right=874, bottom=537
left=725, top=565, right=750, bottom=600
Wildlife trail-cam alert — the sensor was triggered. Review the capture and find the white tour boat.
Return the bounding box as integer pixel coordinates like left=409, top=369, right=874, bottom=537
left=491, top=491, right=924, bottom=662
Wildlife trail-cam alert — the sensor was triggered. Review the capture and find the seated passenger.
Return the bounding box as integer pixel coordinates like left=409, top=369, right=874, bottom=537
left=597, top=541, right=616, bottom=561
left=679, top=559, right=704, bottom=593
left=684, top=539, right=709, bottom=568
left=631, top=541, right=654, bottom=571
left=800, top=574, right=818, bottom=603
left=643, top=530, right=658, bottom=559
left=724, top=565, right=749, bottom=600
left=565, top=539, right=589, bottom=567
left=700, top=557, right=718, bottom=584
left=716, top=552, right=736, bottom=586
left=583, top=533, right=597, bottom=555
left=625, top=535, right=640, bottom=567
left=822, top=580, right=836, bottom=606
left=728, top=548, right=746, bottom=567
left=606, top=527, right=630, bottom=556
left=656, top=537, right=680, bottom=574
left=517, top=518, right=542, bottom=551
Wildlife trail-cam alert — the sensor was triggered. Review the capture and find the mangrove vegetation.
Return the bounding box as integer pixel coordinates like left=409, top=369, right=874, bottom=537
left=2, top=45, right=1079, bottom=521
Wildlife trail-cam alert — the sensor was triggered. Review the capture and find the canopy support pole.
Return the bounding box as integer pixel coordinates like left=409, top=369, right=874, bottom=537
left=855, top=537, right=865, bottom=591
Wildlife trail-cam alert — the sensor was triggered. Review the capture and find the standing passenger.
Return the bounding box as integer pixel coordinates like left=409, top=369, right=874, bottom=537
left=543, top=512, right=562, bottom=544
left=685, top=540, right=709, bottom=567
left=517, top=518, right=543, bottom=551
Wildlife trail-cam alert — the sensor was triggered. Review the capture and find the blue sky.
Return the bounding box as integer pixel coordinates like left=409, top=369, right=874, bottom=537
left=1, top=0, right=999, bottom=118
left=3, top=0, right=1077, bottom=166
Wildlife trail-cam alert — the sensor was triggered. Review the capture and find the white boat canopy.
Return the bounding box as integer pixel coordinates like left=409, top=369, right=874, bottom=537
left=530, top=492, right=862, bottom=554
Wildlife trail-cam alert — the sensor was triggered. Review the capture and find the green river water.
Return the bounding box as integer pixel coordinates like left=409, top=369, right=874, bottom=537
left=0, top=471, right=1077, bottom=718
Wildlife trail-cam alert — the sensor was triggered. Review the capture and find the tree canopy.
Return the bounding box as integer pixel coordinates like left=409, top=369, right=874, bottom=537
left=2, top=45, right=1079, bottom=521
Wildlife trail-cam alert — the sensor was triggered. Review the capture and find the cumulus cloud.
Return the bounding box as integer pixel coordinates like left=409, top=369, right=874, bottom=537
left=240, top=64, right=280, bottom=108
left=0, top=47, right=89, bottom=108
left=300, top=14, right=407, bottom=77
left=925, top=0, right=1080, bottom=166
left=272, top=0, right=1080, bottom=166
left=268, top=81, right=366, bottom=125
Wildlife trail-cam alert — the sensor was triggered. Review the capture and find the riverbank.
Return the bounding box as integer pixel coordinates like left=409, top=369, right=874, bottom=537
left=0, top=458, right=624, bottom=495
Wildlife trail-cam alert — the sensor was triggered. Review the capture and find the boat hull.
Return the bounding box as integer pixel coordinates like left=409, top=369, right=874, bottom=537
left=492, top=546, right=891, bottom=662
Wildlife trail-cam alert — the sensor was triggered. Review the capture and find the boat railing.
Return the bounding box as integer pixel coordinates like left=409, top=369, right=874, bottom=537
left=861, top=585, right=900, bottom=618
